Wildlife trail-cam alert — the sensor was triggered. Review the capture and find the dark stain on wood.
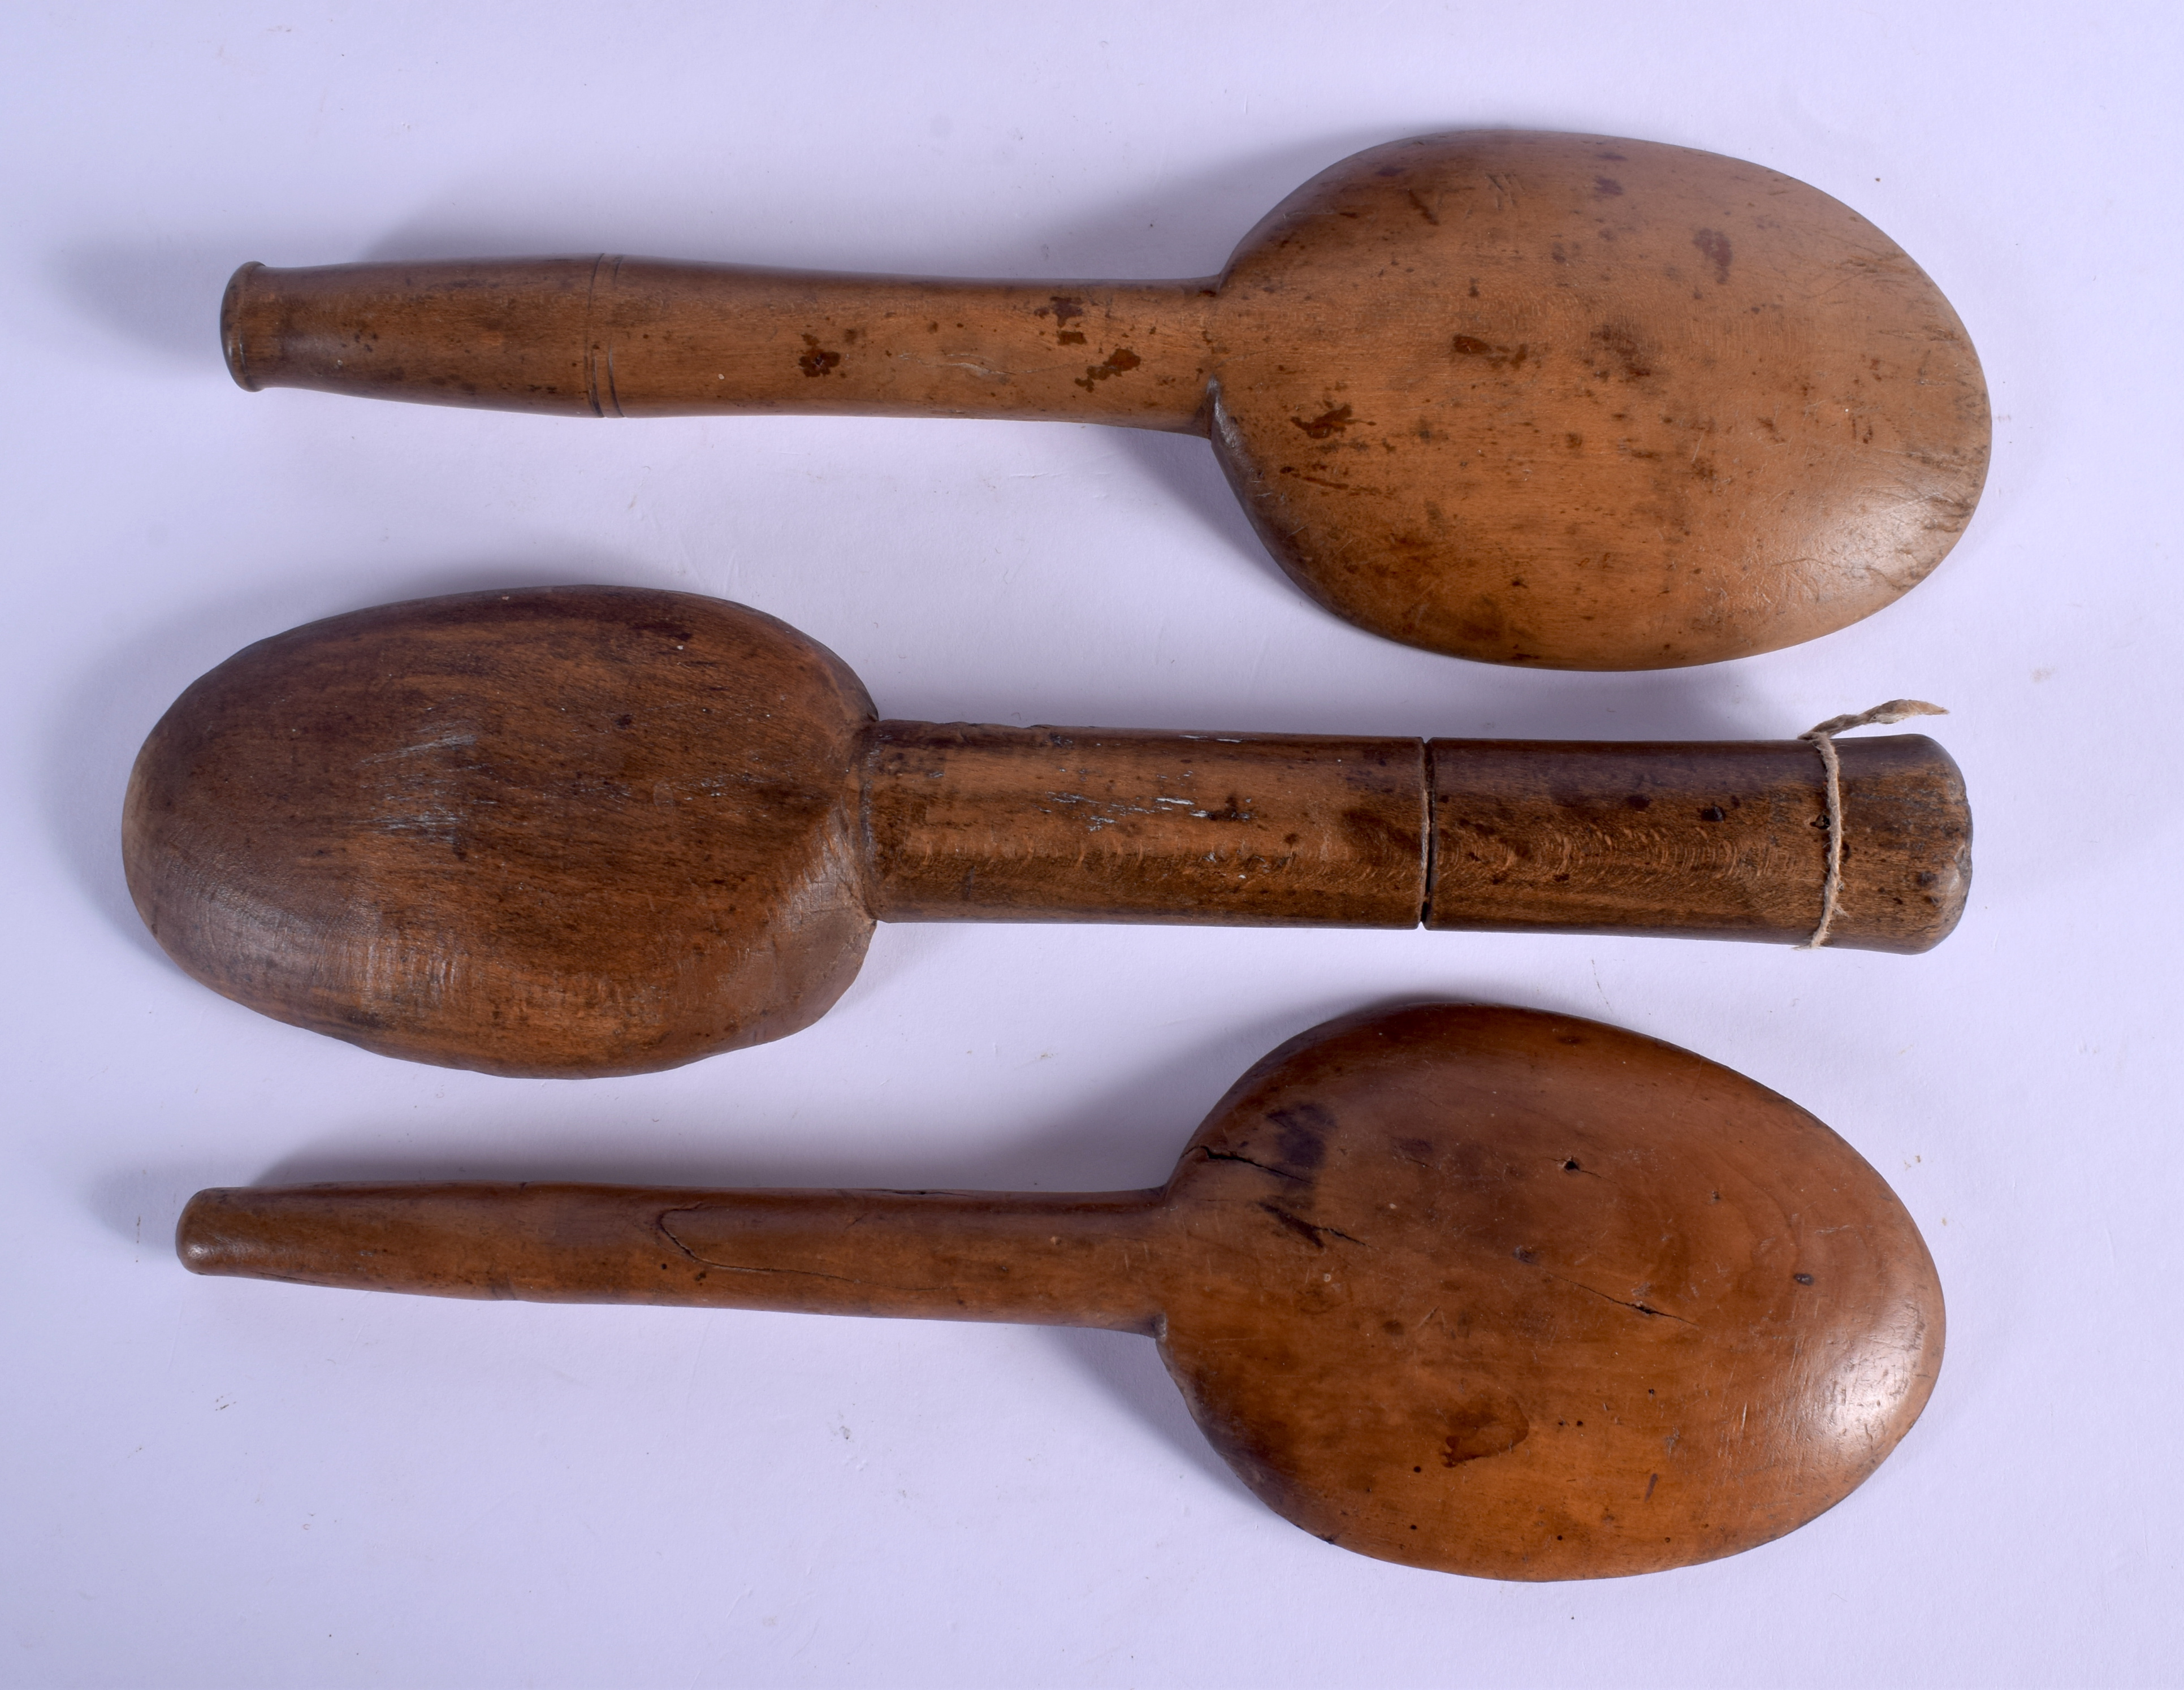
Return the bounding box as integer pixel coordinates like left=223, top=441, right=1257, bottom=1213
left=1692, top=227, right=1733, bottom=284
left=1072, top=347, right=1141, bottom=390
left=1293, top=403, right=1355, bottom=438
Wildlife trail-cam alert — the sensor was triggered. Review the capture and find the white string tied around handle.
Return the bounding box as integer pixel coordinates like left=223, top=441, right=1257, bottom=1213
left=1799, top=699, right=1949, bottom=950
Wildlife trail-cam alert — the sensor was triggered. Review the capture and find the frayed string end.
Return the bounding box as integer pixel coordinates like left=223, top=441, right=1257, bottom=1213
left=1798, top=701, right=1949, bottom=950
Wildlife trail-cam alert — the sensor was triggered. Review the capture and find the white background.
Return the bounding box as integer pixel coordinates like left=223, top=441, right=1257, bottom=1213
left=3, top=4, right=2178, bottom=1685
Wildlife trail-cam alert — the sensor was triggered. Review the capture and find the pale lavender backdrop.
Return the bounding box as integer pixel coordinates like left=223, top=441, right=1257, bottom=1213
left=2, top=3, right=2177, bottom=1685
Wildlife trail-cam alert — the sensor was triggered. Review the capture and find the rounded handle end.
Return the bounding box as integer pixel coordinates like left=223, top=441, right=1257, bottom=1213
left=175, top=1187, right=248, bottom=1274
left=219, top=263, right=265, bottom=391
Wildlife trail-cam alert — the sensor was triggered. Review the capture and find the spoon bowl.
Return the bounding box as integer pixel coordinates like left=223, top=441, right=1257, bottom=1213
left=1157, top=1004, right=1942, bottom=1575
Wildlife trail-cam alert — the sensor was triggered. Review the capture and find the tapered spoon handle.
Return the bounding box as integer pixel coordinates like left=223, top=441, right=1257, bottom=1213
left=223, top=258, right=1216, bottom=430
left=179, top=1182, right=1168, bottom=1331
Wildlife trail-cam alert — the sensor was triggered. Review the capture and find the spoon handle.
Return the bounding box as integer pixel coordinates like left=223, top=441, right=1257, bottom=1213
left=864, top=723, right=1970, bottom=951
left=222, top=259, right=1217, bottom=430
left=178, top=1182, right=1167, bottom=1332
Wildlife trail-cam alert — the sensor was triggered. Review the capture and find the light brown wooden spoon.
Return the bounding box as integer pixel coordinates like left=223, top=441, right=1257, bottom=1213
left=220, top=131, right=1990, bottom=670
left=124, top=586, right=1971, bottom=1078
left=177, top=1002, right=1944, bottom=1580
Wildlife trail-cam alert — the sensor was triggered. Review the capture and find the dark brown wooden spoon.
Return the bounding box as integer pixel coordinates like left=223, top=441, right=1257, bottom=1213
left=126, top=585, right=1971, bottom=1076
left=177, top=1002, right=1944, bottom=1580
left=220, top=132, right=1989, bottom=670
left=124, top=586, right=1971, bottom=1078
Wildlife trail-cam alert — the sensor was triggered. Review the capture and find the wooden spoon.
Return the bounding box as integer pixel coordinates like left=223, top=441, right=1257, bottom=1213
left=176, top=1002, right=1944, bottom=1580
left=124, top=585, right=1971, bottom=1078
left=219, top=131, right=1990, bottom=670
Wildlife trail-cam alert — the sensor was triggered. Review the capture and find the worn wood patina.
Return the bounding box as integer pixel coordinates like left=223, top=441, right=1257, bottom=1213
left=124, top=586, right=1973, bottom=1077
left=177, top=1003, right=1945, bottom=1580
left=221, top=132, right=1989, bottom=668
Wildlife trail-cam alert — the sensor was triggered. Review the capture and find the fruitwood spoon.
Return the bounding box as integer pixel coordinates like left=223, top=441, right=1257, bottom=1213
left=220, top=131, right=1989, bottom=669
left=125, top=585, right=1971, bottom=1078
left=177, top=1002, right=1944, bottom=1580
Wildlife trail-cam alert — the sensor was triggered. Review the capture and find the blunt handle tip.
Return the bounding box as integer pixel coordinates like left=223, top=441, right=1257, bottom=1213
left=220, top=265, right=266, bottom=391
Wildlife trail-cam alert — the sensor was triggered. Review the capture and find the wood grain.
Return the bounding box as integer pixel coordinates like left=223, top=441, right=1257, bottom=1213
left=863, top=721, right=1428, bottom=926
left=177, top=1003, right=1945, bottom=1580
left=124, top=586, right=1971, bottom=1076
left=123, top=587, right=876, bottom=1074
left=1426, top=737, right=1966, bottom=952
left=220, top=132, right=1989, bottom=669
